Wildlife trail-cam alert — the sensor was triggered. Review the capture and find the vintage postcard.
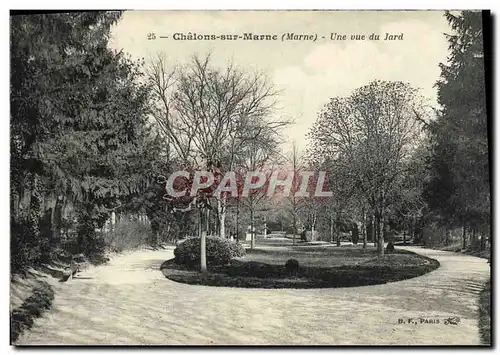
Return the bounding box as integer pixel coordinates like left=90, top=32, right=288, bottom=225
left=10, top=10, right=491, bottom=346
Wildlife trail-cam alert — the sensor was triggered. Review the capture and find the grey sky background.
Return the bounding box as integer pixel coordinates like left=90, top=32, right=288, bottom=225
left=109, top=10, right=452, bottom=153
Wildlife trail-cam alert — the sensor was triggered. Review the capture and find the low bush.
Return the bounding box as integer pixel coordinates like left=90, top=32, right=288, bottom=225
left=229, top=242, right=246, bottom=258
left=103, top=219, right=150, bottom=253
left=174, top=236, right=245, bottom=268
left=11, top=216, right=51, bottom=274
left=386, top=242, right=395, bottom=253
left=10, top=281, right=55, bottom=343
left=285, top=258, right=300, bottom=276
left=226, top=260, right=282, bottom=278
left=478, top=280, right=491, bottom=345
left=351, top=227, right=359, bottom=245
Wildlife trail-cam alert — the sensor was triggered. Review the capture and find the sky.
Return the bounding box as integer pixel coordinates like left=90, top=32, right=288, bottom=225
left=109, top=10, right=452, bottom=153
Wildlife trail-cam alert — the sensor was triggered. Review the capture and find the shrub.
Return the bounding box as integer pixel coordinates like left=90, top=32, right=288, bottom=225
left=10, top=281, right=54, bottom=343
left=478, top=280, right=491, bottom=345
left=351, top=226, right=359, bottom=245
left=386, top=242, right=395, bottom=253
left=174, top=236, right=244, bottom=267
left=103, top=218, right=150, bottom=253
left=226, top=260, right=282, bottom=278
left=285, top=258, right=300, bottom=276
left=11, top=216, right=50, bottom=274
left=229, top=242, right=246, bottom=258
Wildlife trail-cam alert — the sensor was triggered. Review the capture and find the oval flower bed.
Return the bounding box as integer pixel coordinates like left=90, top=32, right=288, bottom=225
left=161, top=240, right=440, bottom=289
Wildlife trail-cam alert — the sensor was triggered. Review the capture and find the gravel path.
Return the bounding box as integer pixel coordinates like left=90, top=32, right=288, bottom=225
left=15, top=245, right=490, bottom=345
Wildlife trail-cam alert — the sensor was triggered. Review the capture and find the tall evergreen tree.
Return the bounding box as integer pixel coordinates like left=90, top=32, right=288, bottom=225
left=11, top=12, right=163, bottom=268
left=426, top=11, right=490, bottom=245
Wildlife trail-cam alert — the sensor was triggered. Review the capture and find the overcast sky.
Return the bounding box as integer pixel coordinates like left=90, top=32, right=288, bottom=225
left=109, top=10, right=451, bottom=153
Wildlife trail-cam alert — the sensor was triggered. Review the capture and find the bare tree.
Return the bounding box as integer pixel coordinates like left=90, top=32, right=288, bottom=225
left=146, top=53, right=288, bottom=239
left=286, top=142, right=308, bottom=246
left=239, top=125, right=280, bottom=249
left=309, top=80, right=424, bottom=255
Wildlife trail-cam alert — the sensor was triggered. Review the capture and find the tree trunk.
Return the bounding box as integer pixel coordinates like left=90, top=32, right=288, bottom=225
left=337, top=210, right=342, bottom=246
left=403, top=224, right=406, bottom=245
left=370, top=214, right=375, bottom=247
left=250, top=208, right=255, bottom=249
left=362, top=207, right=367, bottom=249
left=412, top=214, right=416, bottom=240
left=377, top=217, right=385, bottom=256
left=11, top=186, right=20, bottom=221
left=292, top=204, right=297, bottom=246
left=471, top=227, right=477, bottom=249
left=462, top=223, right=467, bottom=249
left=409, top=217, right=414, bottom=243
left=200, top=229, right=207, bottom=273
left=206, top=209, right=210, bottom=235
left=236, top=198, right=240, bottom=242
left=263, top=215, right=267, bottom=239
left=329, top=215, right=334, bottom=243
left=109, top=211, right=115, bottom=234
left=377, top=213, right=385, bottom=256
left=218, top=198, right=226, bottom=238
left=52, top=195, right=64, bottom=245
left=62, top=199, right=69, bottom=240
left=335, top=218, right=341, bottom=247
left=445, top=229, right=452, bottom=245
left=28, top=173, right=41, bottom=245
left=164, top=221, right=172, bottom=244
left=200, top=209, right=207, bottom=273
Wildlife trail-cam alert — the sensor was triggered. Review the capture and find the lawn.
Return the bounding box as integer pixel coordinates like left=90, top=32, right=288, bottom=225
left=241, top=238, right=378, bottom=267
left=162, top=237, right=440, bottom=289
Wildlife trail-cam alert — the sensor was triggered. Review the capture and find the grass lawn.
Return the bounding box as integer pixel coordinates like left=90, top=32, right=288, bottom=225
left=478, top=279, right=491, bottom=345
left=242, top=238, right=378, bottom=267
left=162, top=237, right=440, bottom=289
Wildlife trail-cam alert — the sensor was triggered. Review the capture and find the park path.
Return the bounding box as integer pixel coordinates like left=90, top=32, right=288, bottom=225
left=15, top=244, right=489, bottom=346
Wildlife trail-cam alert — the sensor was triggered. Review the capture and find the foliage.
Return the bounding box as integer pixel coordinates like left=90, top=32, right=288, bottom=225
left=10, top=216, right=50, bottom=273
left=351, top=226, right=359, bottom=245
left=227, top=260, right=282, bottom=278
left=228, top=241, right=246, bottom=258
left=174, top=236, right=245, bottom=267
left=285, top=258, right=299, bottom=275
left=478, top=280, right=491, bottom=345
left=308, top=80, right=425, bottom=254
left=146, top=53, right=288, bottom=241
left=103, top=218, right=151, bottom=253
left=141, top=178, right=198, bottom=244
left=425, top=11, right=490, bottom=246
left=10, top=11, right=165, bottom=270
left=10, top=281, right=54, bottom=343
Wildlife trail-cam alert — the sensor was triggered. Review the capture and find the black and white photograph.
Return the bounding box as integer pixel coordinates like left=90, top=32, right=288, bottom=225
left=9, top=9, right=492, bottom=346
